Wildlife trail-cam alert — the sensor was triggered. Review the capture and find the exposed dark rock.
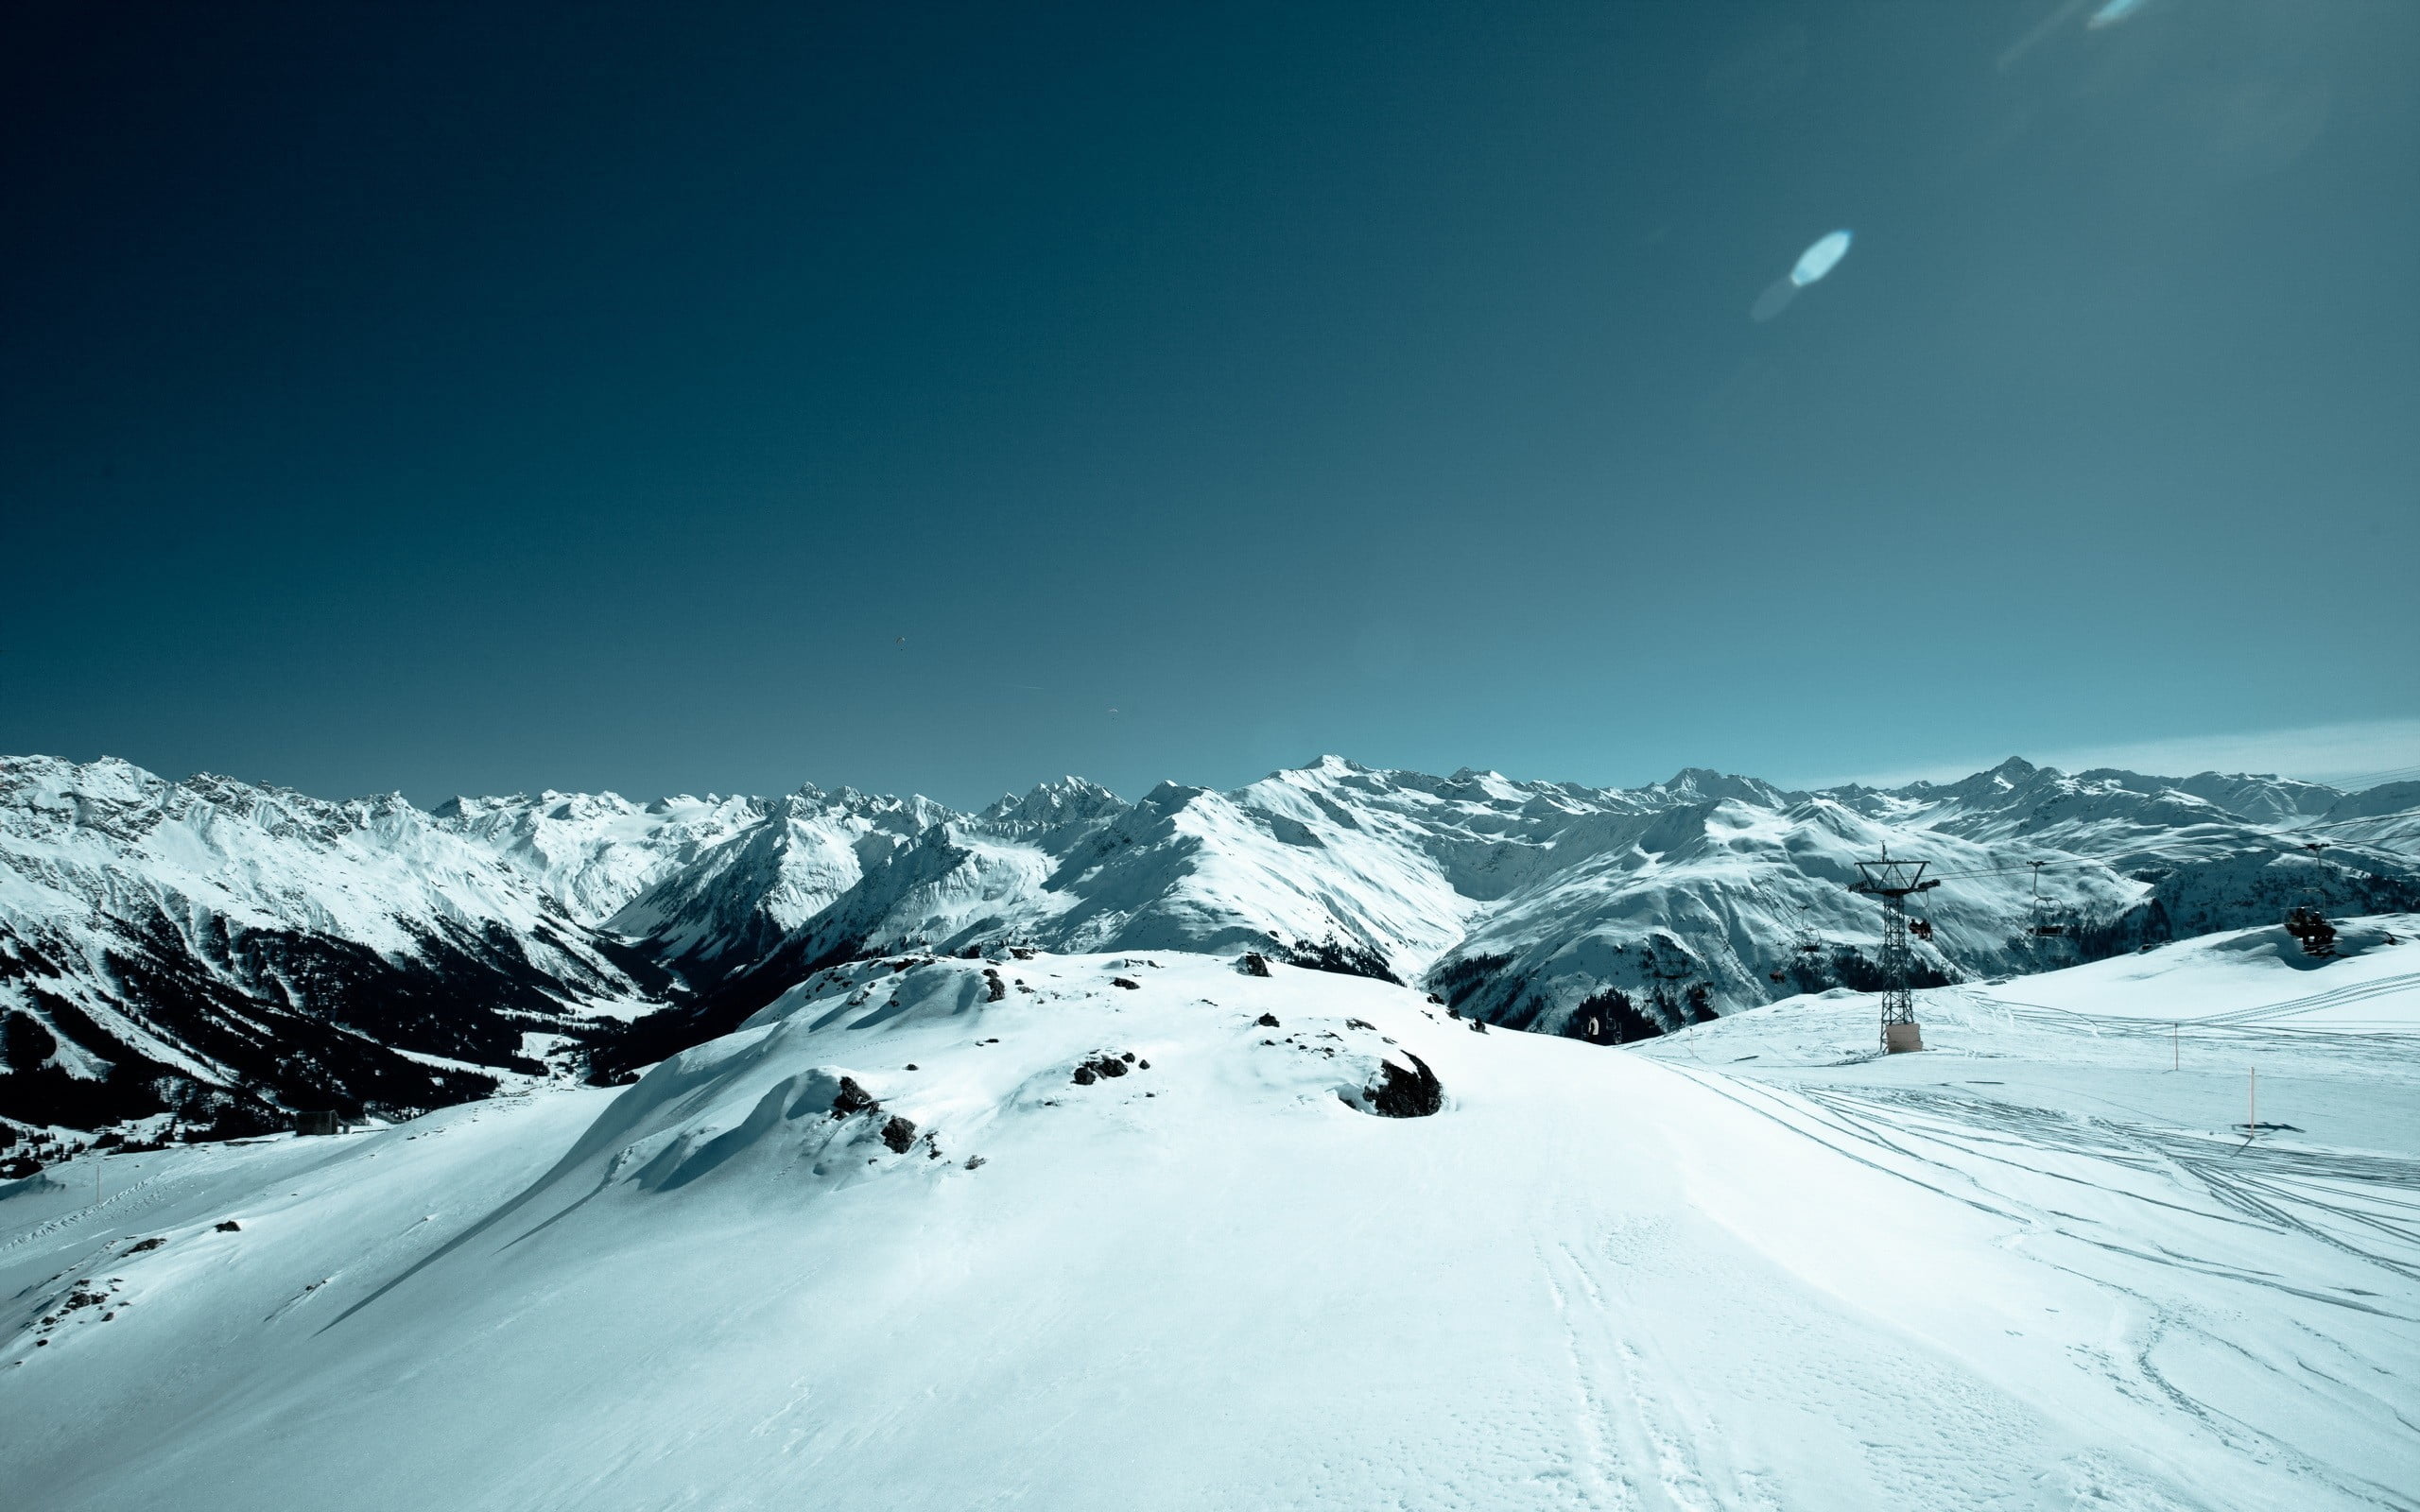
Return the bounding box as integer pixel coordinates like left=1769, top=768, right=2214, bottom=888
left=1466, top=1019, right=1489, bottom=1034
left=1255, top=1013, right=1280, bottom=1028
left=829, top=1077, right=880, bottom=1119
left=1237, top=952, right=1271, bottom=977
left=215, top=1220, right=240, bottom=1232
left=127, top=1237, right=164, bottom=1253
left=964, top=1155, right=987, bottom=1169
left=1346, top=1019, right=1375, bottom=1031
left=879, top=1115, right=917, bottom=1154
left=1119, top=1052, right=1135, bottom=1063
left=1366, top=1053, right=1443, bottom=1118
left=984, top=971, right=1007, bottom=1002
left=1071, top=1066, right=1097, bottom=1086
left=1111, top=977, right=1139, bottom=990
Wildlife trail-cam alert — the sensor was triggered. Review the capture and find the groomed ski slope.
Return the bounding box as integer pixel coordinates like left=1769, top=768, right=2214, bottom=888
left=6, top=928, right=2417, bottom=1510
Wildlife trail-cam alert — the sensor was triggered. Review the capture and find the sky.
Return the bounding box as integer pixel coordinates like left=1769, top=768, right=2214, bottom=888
left=4, top=1, right=2415, bottom=810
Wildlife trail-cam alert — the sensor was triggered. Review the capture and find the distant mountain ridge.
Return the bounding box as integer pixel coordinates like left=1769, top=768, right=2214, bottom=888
left=6, top=750, right=2417, bottom=1135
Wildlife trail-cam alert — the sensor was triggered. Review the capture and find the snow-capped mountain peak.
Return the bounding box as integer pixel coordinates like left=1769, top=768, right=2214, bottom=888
left=7, top=749, right=2418, bottom=1137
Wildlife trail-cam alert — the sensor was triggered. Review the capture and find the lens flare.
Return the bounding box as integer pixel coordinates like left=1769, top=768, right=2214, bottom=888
left=1789, top=229, right=1854, bottom=287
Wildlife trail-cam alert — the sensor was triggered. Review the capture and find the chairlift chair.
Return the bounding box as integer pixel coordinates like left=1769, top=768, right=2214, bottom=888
left=2284, top=844, right=2338, bottom=957
left=2025, top=860, right=2070, bottom=943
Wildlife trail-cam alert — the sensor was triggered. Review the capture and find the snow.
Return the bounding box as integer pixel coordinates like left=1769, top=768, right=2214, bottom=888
left=8, top=930, right=2415, bottom=1508
left=431, top=788, right=771, bottom=926
left=0, top=754, right=646, bottom=988
left=9, top=748, right=2419, bottom=1131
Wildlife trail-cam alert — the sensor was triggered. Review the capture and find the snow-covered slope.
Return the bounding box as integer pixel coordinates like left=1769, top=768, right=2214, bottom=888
left=594, top=785, right=951, bottom=974
left=2314, top=780, right=2420, bottom=853
left=428, top=788, right=769, bottom=926
left=9, top=750, right=2419, bottom=1137
left=0, top=757, right=672, bottom=1136
left=7, top=932, right=2413, bottom=1509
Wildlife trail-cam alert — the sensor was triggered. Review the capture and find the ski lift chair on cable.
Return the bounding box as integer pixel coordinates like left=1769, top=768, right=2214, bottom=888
left=2027, top=860, right=2067, bottom=937
left=2285, top=843, right=2338, bottom=957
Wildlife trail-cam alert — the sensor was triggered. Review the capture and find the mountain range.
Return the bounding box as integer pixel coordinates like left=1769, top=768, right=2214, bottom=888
left=6, top=750, right=2416, bottom=1136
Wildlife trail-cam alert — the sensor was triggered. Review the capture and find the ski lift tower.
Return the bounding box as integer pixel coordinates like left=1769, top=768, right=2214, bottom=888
left=1850, top=851, right=1939, bottom=1053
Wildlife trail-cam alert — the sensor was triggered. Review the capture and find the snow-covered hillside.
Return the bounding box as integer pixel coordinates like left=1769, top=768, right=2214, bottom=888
left=7, top=750, right=2418, bottom=1137
left=6, top=928, right=2413, bottom=1509
left=0, top=757, right=670, bottom=1137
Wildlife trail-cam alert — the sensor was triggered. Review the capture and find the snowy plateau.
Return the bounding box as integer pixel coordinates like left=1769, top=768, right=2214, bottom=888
left=3, top=752, right=2419, bottom=1508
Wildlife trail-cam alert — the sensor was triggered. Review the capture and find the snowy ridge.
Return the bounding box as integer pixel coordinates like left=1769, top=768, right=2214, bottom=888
left=6, top=749, right=2419, bottom=1135
left=600, top=786, right=951, bottom=973
left=429, top=788, right=769, bottom=926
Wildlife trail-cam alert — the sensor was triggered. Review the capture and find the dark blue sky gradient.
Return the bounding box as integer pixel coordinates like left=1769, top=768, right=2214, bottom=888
left=6, top=2, right=2415, bottom=806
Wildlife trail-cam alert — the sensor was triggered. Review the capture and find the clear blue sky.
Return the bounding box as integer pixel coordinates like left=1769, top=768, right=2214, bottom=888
left=5, top=2, right=2415, bottom=808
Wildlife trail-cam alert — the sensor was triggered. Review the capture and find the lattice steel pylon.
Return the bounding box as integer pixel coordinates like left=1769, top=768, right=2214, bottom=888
left=1850, top=850, right=1939, bottom=1052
